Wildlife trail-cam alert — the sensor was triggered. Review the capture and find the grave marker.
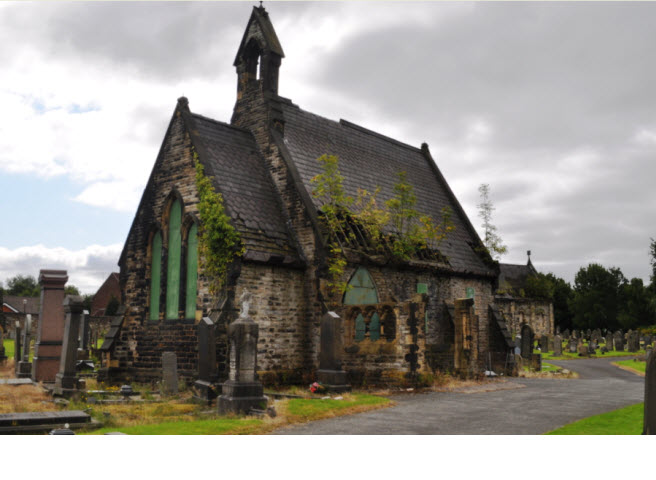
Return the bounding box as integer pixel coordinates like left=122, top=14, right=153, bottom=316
left=643, top=348, right=656, bottom=434
left=194, top=317, right=217, bottom=403
left=161, top=352, right=179, bottom=395
left=553, top=334, right=562, bottom=356
left=218, top=291, right=267, bottom=415
left=33, top=270, right=68, bottom=382
left=520, top=324, right=534, bottom=359
left=317, top=311, right=351, bottom=392
left=54, top=296, right=84, bottom=396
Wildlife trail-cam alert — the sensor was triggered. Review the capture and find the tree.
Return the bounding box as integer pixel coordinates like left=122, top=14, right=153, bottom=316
left=524, top=272, right=555, bottom=300
left=570, top=264, right=626, bottom=331
left=105, top=295, right=120, bottom=316
left=477, top=184, right=507, bottom=260
left=65, top=285, right=81, bottom=296
left=618, top=278, right=656, bottom=330
left=649, top=238, right=656, bottom=295
left=5, top=275, right=40, bottom=297
left=544, top=273, right=574, bottom=331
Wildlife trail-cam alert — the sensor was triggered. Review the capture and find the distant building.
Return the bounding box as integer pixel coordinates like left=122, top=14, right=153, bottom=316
left=91, top=272, right=121, bottom=316
left=2, top=295, right=40, bottom=338
left=495, top=253, right=554, bottom=337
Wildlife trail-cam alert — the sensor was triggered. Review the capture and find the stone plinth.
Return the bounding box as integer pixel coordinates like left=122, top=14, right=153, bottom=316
left=161, top=352, right=179, bottom=395
left=218, top=291, right=267, bottom=415
left=33, top=270, right=68, bottom=383
left=644, top=347, right=656, bottom=434
left=317, top=311, right=351, bottom=392
left=54, top=296, right=84, bottom=396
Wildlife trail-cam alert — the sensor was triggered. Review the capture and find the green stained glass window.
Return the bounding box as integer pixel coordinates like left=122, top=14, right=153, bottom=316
left=149, top=231, right=162, bottom=322
left=185, top=223, right=198, bottom=319
left=370, top=312, right=381, bottom=341
left=343, top=267, right=379, bottom=305
left=355, top=313, right=366, bottom=342
left=166, top=199, right=182, bottom=319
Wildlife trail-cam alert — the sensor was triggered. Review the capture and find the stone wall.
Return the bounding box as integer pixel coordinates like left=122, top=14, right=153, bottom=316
left=495, top=297, right=554, bottom=337
left=234, top=263, right=307, bottom=372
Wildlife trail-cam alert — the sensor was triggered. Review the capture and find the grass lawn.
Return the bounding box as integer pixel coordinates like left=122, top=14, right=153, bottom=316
left=541, top=362, right=561, bottom=373
left=613, top=359, right=646, bottom=375
left=83, top=393, right=390, bottom=435
left=3, top=339, right=14, bottom=360
left=546, top=402, right=643, bottom=435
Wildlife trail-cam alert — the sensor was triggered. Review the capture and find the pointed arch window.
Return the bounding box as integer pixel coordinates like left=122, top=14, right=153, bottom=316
left=184, top=222, right=199, bottom=319
left=149, top=231, right=162, bottom=322
left=343, top=267, right=379, bottom=305
left=166, top=199, right=182, bottom=319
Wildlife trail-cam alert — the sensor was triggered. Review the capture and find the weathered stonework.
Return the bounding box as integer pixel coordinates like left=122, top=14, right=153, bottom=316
left=106, top=6, right=517, bottom=387
left=495, top=297, right=554, bottom=337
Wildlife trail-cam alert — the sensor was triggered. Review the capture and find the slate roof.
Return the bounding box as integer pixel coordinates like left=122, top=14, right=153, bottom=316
left=498, top=261, right=537, bottom=294
left=2, top=296, right=40, bottom=315
left=190, top=113, right=299, bottom=265
left=277, top=102, right=495, bottom=276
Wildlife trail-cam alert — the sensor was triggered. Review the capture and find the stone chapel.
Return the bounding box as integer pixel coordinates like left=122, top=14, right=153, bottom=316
left=101, top=6, right=515, bottom=385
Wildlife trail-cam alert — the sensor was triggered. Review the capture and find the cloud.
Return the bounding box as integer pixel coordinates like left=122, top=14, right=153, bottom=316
left=0, top=244, right=122, bottom=294
left=0, top=2, right=655, bottom=285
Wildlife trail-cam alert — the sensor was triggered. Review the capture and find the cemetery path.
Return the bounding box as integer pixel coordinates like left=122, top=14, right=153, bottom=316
left=274, top=356, right=644, bottom=435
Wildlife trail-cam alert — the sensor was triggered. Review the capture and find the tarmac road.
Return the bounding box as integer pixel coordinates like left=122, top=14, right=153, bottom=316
left=274, top=355, right=644, bottom=435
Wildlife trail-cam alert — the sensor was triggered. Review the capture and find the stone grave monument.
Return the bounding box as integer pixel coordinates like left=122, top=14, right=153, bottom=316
left=161, top=352, right=179, bottom=395
left=17, top=314, right=33, bottom=378
left=218, top=291, right=267, bottom=415
left=520, top=324, right=534, bottom=359
left=553, top=334, right=562, bottom=356
left=643, top=347, right=656, bottom=434
left=568, top=338, right=577, bottom=353
left=194, top=317, right=218, bottom=403
left=54, top=296, right=85, bottom=396
left=614, top=331, right=624, bottom=352
left=33, top=270, right=68, bottom=383
left=14, top=322, right=22, bottom=370
left=317, top=311, right=351, bottom=392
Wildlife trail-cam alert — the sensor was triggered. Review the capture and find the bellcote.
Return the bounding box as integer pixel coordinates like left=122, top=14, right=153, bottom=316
left=234, top=6, right=285, bottom=98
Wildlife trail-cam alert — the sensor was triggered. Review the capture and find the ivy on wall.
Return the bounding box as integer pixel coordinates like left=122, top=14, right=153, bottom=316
left=194, top=152, right=244, bottom=294
left=311, top=154, right=455, bottom=296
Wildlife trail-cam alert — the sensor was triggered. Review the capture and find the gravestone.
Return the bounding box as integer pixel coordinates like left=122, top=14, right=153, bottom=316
left=54, top=296, right=84, bottom=396
left=14, top=323, right=22, bottom=370
left=568, top=338, right=577, bottom=353
left=628, top=332, right=640, bottom=353
left=572, top=330, right=578, bottom=339
left=530, top=353, right=542, bottom=372
left=563, top=329, right=570, bottom=339
left=586, top=329, right=592, bottom=340
left=553, top=334, right=562, bottom=356
left=540, top=335, right=549, bottom=352
left=193, top=317, right=217, bottom=403
left=317, top=311, right=351, bottom=392
left=643, top=347, right=656, bottom=434
left=218, top=291, right=268, bottom=415
left=646, top=346, right=653, bottom=360
left=17, top=314, right=33, bottom=378
left=78, top=310, right=90, bottom=351
left=33, top=270, right=68, bottom=383
left=520, top=324, right=534, bottom=359
left=161, top=352, right=179, bottom=395
left=614, top=331, right=624, bottom=352
left=577, top=341, right=589, bottom=356
left=645, top=336, right=653, bottom=348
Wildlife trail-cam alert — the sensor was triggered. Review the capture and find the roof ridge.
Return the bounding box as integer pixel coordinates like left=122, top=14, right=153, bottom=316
left=190, top=112, right=252, bottom=135
left=339, top=118, right=422, bottom=153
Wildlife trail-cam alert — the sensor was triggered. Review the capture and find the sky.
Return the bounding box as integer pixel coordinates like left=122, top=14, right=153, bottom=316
left=1, top=1, right=655, bottom=294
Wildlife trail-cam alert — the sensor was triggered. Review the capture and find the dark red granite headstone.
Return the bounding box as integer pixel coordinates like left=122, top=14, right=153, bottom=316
left=32, top=270, right=68, bottom=383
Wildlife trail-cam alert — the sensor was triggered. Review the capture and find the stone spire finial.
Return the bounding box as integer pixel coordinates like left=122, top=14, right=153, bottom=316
left=239, top=290, right=253, bottom=319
